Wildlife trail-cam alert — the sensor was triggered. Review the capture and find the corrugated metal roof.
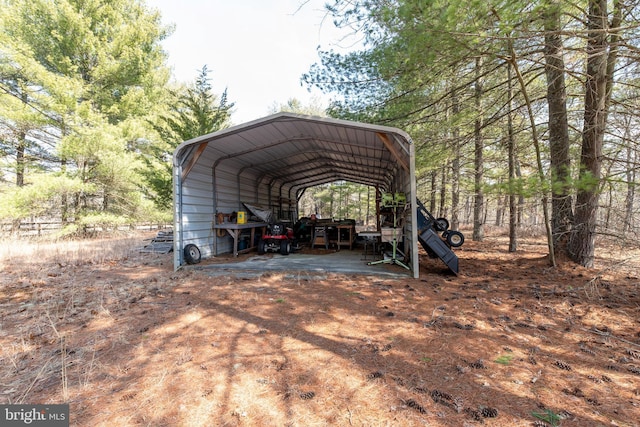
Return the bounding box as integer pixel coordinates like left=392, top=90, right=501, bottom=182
left=174, top=112, right=413, bottom=193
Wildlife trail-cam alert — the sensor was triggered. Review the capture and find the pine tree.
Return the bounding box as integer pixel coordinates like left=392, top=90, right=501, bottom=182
left=140, top=66, right=234, bottom=210
left=1, top=0, right=171, bottom=229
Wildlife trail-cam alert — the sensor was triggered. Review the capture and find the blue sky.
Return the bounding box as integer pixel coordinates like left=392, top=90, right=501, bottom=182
left=147, top=0, right=357, bottom=124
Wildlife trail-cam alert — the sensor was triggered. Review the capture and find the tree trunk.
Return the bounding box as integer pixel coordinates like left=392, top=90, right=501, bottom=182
left=429, top=170, right=437, bottom=213
left=329, top=186, right=334, bottom=219
left=103, top=189, right=109, bottom=211
left=451, top=83, right=461, bottom=230
left=544, top=0, right=573, bottom=252
left=366, top=185, right=371, bottom=225
left=604, top=183, right=612, bottom=230
left=15, top=89, right=28, bottom=187
left=495, top=194, right=503, bottom=227
left=508, top=38, right=556, bottom=266
left=61, top=158, right=69, bottom=224
left=450, top=78, right=460, bottom=230
left=451, top=154, right=459, bottom=229
left=473, top=56, right=485, bottom=241
left=507, top=62, right=517, bottom=252
left=16, top=133, right=26, bottom=187
left=624, top=145, right=636, bottom=233
left=515, top=160, right=524, bottom=226
left=569, top=0, right=610, bottom=267
left=439, top=164, right=447, bottom=218
left=357, top=186, right=362, bottom=223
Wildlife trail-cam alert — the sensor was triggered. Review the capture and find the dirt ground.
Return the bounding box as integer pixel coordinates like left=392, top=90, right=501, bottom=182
left=1, top=230, right=639, bottom=427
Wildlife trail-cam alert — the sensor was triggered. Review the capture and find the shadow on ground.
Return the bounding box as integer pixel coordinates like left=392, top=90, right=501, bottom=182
left=191, top=248, right=415, bottom=279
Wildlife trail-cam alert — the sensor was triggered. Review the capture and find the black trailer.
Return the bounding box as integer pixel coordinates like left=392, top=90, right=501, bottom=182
left=415, top=199, right=464, bottom=274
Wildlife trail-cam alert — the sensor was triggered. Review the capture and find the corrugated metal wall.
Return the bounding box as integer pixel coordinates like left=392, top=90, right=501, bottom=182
left=176, top=157, right=214, bottom=261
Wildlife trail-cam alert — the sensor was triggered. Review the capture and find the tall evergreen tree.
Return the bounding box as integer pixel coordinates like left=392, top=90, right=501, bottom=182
left=0, top=0, right=172, bottom=227
left=141, top=66, right=234, bottom=210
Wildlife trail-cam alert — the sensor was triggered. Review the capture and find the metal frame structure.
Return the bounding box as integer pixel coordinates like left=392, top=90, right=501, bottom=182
left=172, top=112, right=420, bottom=278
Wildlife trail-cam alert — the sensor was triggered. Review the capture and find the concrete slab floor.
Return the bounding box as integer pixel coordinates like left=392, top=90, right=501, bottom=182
left=188, top=248, right=412, bottom=279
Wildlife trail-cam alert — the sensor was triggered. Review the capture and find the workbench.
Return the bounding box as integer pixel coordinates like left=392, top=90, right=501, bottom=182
left=213, top=222, right=268, bottom=256
left=311, top=222, right=356, bottom=250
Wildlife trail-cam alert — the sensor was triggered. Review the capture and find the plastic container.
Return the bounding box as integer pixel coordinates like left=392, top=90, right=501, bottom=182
left=237, top=211, right=246, bottom=224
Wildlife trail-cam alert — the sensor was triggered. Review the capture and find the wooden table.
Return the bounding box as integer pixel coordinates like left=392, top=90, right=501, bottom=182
left=213, top=222, right=267, bottom=256
left=335, top=224, right=356, bottom=249
left=311, top=223, right=356, bottom=250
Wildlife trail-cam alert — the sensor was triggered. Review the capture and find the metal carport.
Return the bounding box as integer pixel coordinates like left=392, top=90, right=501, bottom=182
left=172, top=112, right=420, bottom=278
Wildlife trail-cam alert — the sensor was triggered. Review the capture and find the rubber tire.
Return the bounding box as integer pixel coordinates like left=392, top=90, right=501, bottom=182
left=435, top=217, right=449, bottom=232
left=257, top=239, right=266, bottom=255
left=280, top=239, right=290, bottom=255
left=446, top=231, right=465, bottom=248
left=184, top=244, right=201, bottom=264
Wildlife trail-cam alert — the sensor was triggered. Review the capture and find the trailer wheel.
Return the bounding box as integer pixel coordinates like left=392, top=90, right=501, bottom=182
left=446, top=231, right=465, bottom=248
left=257, top=239, right=266, bottom=255
left=280, top=239, right=291, bottom=255
left=184, top=244, right=201, bottom=264
left=435, top=217, right=449, bottom=232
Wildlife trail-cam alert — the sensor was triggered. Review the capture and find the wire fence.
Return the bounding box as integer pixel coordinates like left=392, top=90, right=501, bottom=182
left=0, top=221, right=171, bottom=238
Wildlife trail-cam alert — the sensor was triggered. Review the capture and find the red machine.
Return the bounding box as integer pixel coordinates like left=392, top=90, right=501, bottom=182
left=257, top=222, right=294, bottom=255
left=243, top=203, right=295, bottom=255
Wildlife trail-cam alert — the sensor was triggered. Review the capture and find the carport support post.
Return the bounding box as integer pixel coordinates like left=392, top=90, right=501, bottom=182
left=408, top=141, right=419, bottom=279
left=173, top=165, right=183, bottom=270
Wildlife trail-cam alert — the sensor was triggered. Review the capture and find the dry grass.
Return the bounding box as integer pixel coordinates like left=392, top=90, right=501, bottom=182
left=0, top=233, right=145, bottom=267
left=1, top=231, right=639, bottom=426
